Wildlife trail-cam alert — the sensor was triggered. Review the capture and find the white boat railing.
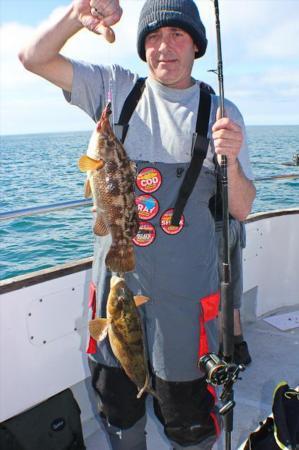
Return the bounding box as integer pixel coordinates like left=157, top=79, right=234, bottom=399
left=0, top=172, right=298, bottom=221
left=0, top=198, right=92, bottom=221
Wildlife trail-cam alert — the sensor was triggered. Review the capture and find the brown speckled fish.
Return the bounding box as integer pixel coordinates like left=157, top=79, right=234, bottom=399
left=89, top=276, right=158, bottom=399
left=78, top=103, right=139, bottom=273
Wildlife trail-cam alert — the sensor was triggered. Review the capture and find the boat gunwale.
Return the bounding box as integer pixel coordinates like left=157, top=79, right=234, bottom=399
left=0, top=257, right=93, bottom=294
left=245, top=207, right=298, bottom=223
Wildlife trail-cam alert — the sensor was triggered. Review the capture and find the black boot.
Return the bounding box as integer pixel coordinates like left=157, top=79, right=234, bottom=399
left=233, top=341, right=252, bottom=365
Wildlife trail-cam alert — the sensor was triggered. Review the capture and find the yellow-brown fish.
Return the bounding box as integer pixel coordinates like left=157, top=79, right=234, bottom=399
left=89, top=276, right=158, bottom=399
left=78, top=103, right=139, bottom=273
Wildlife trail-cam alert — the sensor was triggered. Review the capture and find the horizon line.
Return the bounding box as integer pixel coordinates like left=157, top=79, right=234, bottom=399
left=1, top=123, right=299, bottom=138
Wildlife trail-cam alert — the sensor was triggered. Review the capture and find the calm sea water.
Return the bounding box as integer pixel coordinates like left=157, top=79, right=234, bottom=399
left=1, top=125, right=298, bottom=281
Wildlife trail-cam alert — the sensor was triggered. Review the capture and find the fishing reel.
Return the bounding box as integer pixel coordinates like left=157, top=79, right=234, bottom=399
left=198, top=352, right=245, bottom=415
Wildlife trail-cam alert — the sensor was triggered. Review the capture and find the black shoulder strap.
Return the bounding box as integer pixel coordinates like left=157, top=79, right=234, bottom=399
left=114, top=79, right=212, bottom=227
left=171, top=88, right=212, bottom=226
left=114, top=77, right=146, bottom=143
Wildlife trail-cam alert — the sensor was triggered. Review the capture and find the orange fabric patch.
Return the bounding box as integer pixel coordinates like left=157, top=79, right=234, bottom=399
left=86, top=281, right=97, bottom=354
left=201, top=291, right=220, bottom=322
left=198, top=291, right=220, bottom=359
left=198, top=292, right=221, bottom=437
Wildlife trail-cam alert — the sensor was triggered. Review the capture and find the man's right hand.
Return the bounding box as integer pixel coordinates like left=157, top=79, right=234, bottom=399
left=73, top=0, right=123, bottom=42
left=19, top=0, right=123, bottom=93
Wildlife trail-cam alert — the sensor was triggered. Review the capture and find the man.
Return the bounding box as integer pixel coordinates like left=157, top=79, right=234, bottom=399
left=19, top=1, right=256, bottom=449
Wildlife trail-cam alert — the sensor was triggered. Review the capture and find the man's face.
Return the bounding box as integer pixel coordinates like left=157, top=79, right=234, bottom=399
left=144, top=26, right=198, bottom=89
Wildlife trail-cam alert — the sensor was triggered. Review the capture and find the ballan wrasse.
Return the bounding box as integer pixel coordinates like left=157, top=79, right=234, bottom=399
left=78, top=103, right=139, bottom=273
left=89, top=276, right=158, bottom=399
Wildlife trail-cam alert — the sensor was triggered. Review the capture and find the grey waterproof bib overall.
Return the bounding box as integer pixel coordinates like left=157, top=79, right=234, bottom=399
left=89, top=160, right=219, bottom=382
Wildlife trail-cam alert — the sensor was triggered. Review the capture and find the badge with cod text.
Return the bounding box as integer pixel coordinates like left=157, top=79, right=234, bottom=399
left=160, top=209, right=185, bottom=235
left=136, top=167, right=162, bottom=194
left=133, top=221, right=156, bottom=247
left=135, top=194, right=159, bottom=221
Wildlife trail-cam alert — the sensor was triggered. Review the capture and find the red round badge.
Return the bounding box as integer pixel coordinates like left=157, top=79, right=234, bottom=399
left=133, top=221, right=156, bottom=247
left=136, top=167, right=162, bottom=194
left=135, top=194, right=159, bottom=221
left=160, top=209, right=185, bottom=235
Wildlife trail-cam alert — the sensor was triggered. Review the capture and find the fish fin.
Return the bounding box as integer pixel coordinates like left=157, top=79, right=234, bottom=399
left=136, top=387, right=146, bottom=399
left=105, top=244, right=135, bottom=273
left=136, top=373, right=150, bottom=399
left=93, top=215, right=109, bottom=236
left=134, top=295, right=150, bottom=307
left=136, top=375, right=161, bottom=402
left=130, top=161, right=137, bottom=177
left=78, top=155, right=105, bottom=172
left=89, top=318, right=110, bottom=341
left=84, top=179, right=92, bottom=198
left=146, top=387, right=162, bottom=403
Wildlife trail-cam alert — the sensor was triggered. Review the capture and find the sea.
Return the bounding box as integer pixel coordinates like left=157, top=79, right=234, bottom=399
left=1, top=125, right=298, bottom=281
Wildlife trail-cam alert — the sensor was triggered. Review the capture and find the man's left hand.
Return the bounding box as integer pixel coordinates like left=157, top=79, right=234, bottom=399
left=212, top=109, right=243, bottom=167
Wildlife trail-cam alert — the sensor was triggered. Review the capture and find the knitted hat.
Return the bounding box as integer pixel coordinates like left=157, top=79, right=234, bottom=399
left=137, top=0, right=207, bottom=61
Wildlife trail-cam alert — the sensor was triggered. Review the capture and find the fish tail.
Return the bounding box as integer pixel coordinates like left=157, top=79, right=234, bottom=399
left=137, top=376, right=162, bottom=403
left=147, top=387, right=162, bottom=403
left=137, top=386, right=161, bottom=403
left=105, top=243, right=135, bottom=273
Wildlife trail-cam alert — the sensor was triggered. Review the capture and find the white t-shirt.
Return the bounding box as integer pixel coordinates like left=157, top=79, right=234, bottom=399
left=64, top=62, right=254, bottom=179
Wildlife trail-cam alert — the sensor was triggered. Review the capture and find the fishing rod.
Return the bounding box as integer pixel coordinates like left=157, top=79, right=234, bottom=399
left=255, top=173, right=299, bottom=181
left=211, top=0, right=233, bottom=368
left=199, top=2, right=244, bottom=449
left=212, top=2, right=236, bottom=448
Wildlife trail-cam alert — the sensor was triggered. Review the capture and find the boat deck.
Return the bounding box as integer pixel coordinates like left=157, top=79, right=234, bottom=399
left=85, top=306, right=299, bottom=449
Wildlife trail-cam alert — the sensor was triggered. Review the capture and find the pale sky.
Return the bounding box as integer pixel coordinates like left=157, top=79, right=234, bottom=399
left=1, top=0, right=299, bottom=135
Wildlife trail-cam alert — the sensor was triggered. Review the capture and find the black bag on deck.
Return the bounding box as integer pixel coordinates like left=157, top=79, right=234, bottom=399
left=0, top=389, right=86, bottom=450
left=241, top=382, right=299, bottom=450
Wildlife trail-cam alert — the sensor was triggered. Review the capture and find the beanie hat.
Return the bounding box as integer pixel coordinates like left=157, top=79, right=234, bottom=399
left=137, top=0, right=207, bottom=61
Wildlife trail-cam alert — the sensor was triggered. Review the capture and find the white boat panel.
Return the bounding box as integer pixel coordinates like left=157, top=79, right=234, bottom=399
left=26, top=284, right=88, bottom=345
left=243, top=212, right=299, bottom=317
left=0, top=269, right=92, bottom=422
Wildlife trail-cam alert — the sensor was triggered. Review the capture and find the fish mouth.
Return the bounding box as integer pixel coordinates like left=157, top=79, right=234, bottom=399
left=105, top=102, right=112, bottom=116
left=97, top=102, right=113, bottom=131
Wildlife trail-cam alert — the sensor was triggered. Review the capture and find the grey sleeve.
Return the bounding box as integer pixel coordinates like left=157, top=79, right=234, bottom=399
left=224, top=99, right=255, bottom=181
left=210, top=96, right=255, bottom=181
left=63, top=59, right=106, bottom=122
left=62, top=61, right=139, bottom=123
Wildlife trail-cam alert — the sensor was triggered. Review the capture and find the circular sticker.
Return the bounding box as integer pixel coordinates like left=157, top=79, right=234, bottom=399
left=136, top=167, right=162, bottom=194
left=160, top=209, right=185, bottom=235
left=135, top=194, right=159, bottom=221
left=133, top=221, right=156, bottom=247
